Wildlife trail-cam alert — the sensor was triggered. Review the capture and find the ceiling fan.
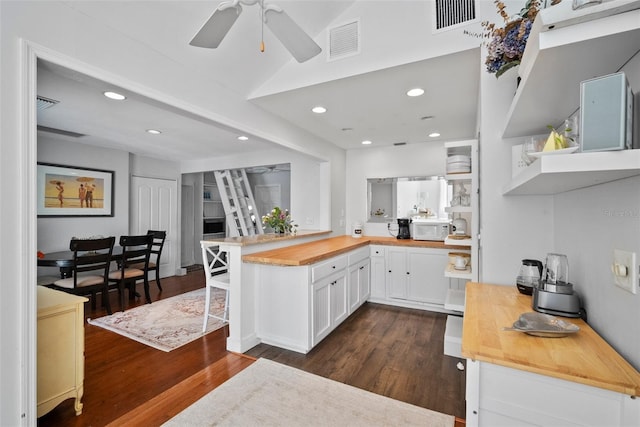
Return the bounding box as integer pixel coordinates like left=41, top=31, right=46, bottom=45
left=189, top=0, right=322, bottom=63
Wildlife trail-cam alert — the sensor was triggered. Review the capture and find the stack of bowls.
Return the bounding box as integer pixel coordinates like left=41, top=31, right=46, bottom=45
left=446, top=155, right=471, bottom=174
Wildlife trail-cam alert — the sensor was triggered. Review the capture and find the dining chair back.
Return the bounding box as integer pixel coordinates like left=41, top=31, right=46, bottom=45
left=127, top=230, right=166, bottom=291
left=108, top=234, right=153, bottom=312
left=52, top=236, right=115, bottom=315
left=201, top=242, right=230, bottom=332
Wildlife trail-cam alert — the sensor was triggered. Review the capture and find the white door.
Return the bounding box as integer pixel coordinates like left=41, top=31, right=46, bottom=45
left=131, top=176, right=178, bottom=278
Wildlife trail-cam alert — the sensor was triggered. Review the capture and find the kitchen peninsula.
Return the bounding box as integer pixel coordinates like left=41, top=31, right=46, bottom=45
left=462, top=282, right=640, bottom=426
left=205, top=233, right=468, bottom=353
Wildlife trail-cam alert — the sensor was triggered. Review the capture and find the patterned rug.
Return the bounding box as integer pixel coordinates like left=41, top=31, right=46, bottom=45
left=163, top=358, right=455, bottom=426
left=88, top=288, right=227, bottom=352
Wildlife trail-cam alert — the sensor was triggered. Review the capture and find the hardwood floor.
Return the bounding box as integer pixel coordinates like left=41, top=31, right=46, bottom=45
left=247, top=302, right=467, bottom=420
left=38, top=270, right=466, bottom=426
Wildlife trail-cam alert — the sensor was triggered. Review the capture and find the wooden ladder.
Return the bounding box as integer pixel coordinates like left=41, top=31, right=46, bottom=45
left=214, top=169, right=263, bottom=237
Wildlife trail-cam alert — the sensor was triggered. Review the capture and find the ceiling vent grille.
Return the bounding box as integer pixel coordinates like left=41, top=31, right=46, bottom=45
left=433, top=0, right=477, bottom=32
left=328, top=20, right=360, bottom=61
left=37, top=96, right=59, bottom=111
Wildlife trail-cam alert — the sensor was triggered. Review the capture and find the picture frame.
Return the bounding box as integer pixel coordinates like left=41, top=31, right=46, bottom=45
left=37, top=163, right=114, bottom=217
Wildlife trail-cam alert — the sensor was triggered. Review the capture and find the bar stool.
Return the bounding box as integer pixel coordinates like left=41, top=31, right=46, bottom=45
left=201, top=242, right=230, bottom=332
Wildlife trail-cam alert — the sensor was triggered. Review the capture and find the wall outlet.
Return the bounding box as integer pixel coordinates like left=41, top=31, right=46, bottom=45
left=511, top=144, right=528, bottom=178
left=612, top=249, right=637, bottom=294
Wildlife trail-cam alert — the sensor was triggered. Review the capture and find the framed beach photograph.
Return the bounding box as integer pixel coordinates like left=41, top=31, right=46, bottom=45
left=37, top=163, right=114, bottom=217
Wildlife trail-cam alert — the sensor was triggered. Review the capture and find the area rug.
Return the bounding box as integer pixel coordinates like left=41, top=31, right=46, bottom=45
left=163, top=358, right=455, bottom=426
left=87, top=288, right=227, bottom=352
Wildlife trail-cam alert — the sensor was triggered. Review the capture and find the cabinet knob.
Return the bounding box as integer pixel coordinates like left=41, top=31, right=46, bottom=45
left=406, top=272, right=410, bottom=275
left=388, top=270, right=392, bottom=273
left=332, top=265, right=336, bottom=269
left=359, top=266, right=364, bottom=270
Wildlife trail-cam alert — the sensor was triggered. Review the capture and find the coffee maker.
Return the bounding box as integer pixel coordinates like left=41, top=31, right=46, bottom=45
left=532, top=253, right=584, bottom=319
left=397, top=218, right=411, bottom=240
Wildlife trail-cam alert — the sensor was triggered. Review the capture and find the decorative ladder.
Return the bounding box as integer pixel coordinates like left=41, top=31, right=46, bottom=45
left=214, top=169, right=263, bottom=237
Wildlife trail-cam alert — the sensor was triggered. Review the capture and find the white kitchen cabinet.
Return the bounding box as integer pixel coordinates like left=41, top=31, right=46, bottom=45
left=369, top=245, right=386, bottom=300
left=386, top=247, right=450, bottom=305
left=256, top=247, right=365, bottom=354
left=312, top=271, right=347, bottom=346
left=466, top=359, right=640, bottom=427
left=348, top=259, right=370, bottom=313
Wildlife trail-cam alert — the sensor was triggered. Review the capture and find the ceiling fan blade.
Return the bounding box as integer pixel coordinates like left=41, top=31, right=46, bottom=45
left=264, top=8, right=321, bottom=63
left=189, top=3, right=243, bottom=48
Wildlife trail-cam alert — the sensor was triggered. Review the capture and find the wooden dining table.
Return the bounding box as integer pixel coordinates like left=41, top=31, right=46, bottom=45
left=37, top=246, right=123, bottom=279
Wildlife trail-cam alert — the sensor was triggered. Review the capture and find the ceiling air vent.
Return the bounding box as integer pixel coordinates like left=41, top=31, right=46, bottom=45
left=328, top=20, right=360, bottom=61
left=37, top=96, right=59, bottom=111
left=433, top=0, right=477, bottom=32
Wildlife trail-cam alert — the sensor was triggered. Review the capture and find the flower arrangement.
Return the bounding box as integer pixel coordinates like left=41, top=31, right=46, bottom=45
left=262, top=206, right=297, bottom=234
left=474, top=0, right=544, bottom=78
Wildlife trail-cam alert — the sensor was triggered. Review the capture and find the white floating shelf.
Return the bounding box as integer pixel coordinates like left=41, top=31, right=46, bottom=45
left=444, top=263, right=472, bottom=280
left=445, top=206, right=472, bottom=214
left=503, top=150, right=640, bottom=196
left=502, top=4, right=640, bottom=138
left=445, top=236, right=472, bottom=247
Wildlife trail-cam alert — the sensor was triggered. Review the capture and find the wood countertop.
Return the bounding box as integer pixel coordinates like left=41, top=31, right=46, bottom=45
left=242, top=235, right=469, bottom=266
left=462, top=282, right=640, bottom=397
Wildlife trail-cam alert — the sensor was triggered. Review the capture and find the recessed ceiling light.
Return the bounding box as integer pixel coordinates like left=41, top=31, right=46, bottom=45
left=429, top=132, right=441, bottom=138
left=237, top=136, right=249, bottom=141
left=103, top=91, right=126, bottom=100
left=361, top=140, right=372, bottom=145
left=146, top=129, right=161, bottom=135
left=311, top=106, right=327, bottom=114
left=406, top=88, right=424, bottom=97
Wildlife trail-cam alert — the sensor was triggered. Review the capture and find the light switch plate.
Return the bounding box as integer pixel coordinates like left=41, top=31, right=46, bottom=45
left=612, top=249, right=637, bottom=294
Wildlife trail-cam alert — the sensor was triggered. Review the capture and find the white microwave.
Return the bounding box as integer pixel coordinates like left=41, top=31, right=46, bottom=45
left=411, top=218, right=450, bottom=241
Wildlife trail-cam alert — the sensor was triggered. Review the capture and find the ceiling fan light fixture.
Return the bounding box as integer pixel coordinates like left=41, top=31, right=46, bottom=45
left=103, top=91, right=126, bottom=101
left=406, top=88, right=424, bottom=97
left=311, top=106, right=327, bottom=114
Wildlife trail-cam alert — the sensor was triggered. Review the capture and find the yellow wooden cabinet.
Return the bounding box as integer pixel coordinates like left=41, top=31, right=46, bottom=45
left=37, top=286, right=87, bottom=417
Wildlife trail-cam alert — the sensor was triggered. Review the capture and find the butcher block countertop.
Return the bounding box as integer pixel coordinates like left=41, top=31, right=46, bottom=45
left=462, top=282, right=640, bottom=397
left=242, top=235, right=468, bottom=266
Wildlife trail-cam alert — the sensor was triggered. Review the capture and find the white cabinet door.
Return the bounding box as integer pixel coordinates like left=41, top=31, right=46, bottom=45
left=348, top=265, right=361, bottom=313
left=387, top=247, right=408, bottom=299
left=358, top=261, right=371, bottom=302
left=348, top=259, right=371, bottom=313
left=312, top=279, right=332, bottom=345
left=407, top=249, right=449, bottom=304
left=370, top=246, right=386, bottom=299
left=331, top=274, right=348, bottom=326
left=312, top=271, right=347, bottom=346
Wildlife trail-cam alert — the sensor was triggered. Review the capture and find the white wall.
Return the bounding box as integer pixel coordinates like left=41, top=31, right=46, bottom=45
left=345, top=142, right=446, bottom=236
left=552, top=53, right=640, bottom=369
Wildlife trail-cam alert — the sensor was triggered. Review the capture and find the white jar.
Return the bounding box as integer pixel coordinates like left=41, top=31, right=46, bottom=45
left=352, top=222, right=363, bottom=238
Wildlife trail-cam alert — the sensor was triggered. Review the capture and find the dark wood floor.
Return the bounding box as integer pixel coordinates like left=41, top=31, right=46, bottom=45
left=247, top=302, right=467, bottom=419
left=38, top=269, right=466, bottom=426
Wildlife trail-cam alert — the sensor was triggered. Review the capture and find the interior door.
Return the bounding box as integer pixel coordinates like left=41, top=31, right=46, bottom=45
left=130, top=176, right=178, bottom=278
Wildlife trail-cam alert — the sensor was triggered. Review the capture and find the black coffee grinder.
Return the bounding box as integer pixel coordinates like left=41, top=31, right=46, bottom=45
left=397, top=218, right=411, bottom=239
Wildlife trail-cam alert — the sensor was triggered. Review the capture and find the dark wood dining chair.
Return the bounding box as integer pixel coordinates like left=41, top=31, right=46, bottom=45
left=128, top=230, right=166, bottom=291
left=50, top=236, right=115, bottom=315
left=108, top=234, right=153, bottom=312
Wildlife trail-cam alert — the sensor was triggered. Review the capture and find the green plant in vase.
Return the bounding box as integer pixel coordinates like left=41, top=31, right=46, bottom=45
left=262, top=206, right=297, bottom=234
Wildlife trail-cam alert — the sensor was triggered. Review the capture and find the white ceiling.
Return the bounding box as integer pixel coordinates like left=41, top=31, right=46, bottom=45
left=36, top=1, right=480, bottom=161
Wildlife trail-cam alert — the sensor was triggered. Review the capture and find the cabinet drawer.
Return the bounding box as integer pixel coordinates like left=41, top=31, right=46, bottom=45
left=348, top=246, right=369, bottom=265
left=370, top=245, right=385, bottom=258
left=312, top=255, right=347, bottom=283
